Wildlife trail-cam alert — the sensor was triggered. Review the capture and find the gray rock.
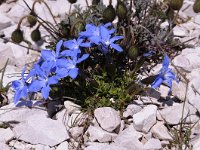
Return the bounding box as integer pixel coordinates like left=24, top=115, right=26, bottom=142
left=191, top=135, right=200, bottom=150
left=186, top=74, right=200, bottom=113
left=67, top=111, right=88, bottom=127
left=113, top=125, right=143, bottom=150
left=151, top=122, right=172, bottom=141
left=34, top=144, right=52, bottom=150
left=13, top=113, right=69, bottom=146
left=94, top=107, right=121, bottom=132
left=69, top=126, right=84, bottom=139
left=7, top=2, right=28, bottom=23
left=173, top=26, right=188, bottom=37
left=0, top=142, right=10, bottom=150
left=0, top=128, right=14, bottom=143
left=159, top=103, right=198, bottom=125
left=144, top=138, right=162, bottom=150
left=133, top=105, right=157, bottom=133
left=64, top=101, right=81, bottom=115
left=0, top=12, right=12, bottom=30
left=0, top=106, right=69, bottom=146
left=172, top=81, right=187, bottom=101
left=56, top=141, right=69, bottom=150
left=140, top=88, right=161, bottom=105
left=87, top=126, right=118, bottom=143
left=123, top=104, right=142, bottom=118
left=9, top=140, right=26, bottom=150
left=85, top=142, right=126, bottom=150
left=0, top=42, right=14, bottom=69
left=173, top=47, right=200, bottom=72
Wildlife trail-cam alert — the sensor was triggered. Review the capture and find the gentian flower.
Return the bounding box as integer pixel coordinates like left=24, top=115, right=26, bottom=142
left=56, top=53, right=89, bottom=79
left=29, top=65, right=58, bottom=99
left=63, top=38, right=91, bottom=51
left=79, top=23, right=115, bottom=45
left=41, top=40, right=67, bottom=72
left=99, top=25, right=123, bottom=54
left=151, top=54, right=178, bottom=92
left=12, top=67, right=29, bottom=104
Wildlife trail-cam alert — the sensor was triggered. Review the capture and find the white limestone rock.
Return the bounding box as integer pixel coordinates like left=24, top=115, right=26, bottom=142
left=159, top=103, right=198, bottom=125
left=144, top=138, right=162, bottom=150
left=64, top=101, right=81, bottom=115
left=186, top=73, right=200, bottom=113
left=69, top=126, right=84, bottom=139
left=56, top=141, right=69, bottom=150
left=173, top=47, right=200, bottom=72
left=0, top=106, right=69, bottom=147
left=172, top=81, right=187, bottom=101
left=0, top=128, right=14, bottom=143
left=113, top=125, right=143, bottom=150
left=123, top=104, right=142, bottom=118
left=0, top=142, right=10, bottom=150
left=94, top=107, right=121, bottom=132
left=151, top=122, right=172, bottom=141
left=132, top=105, right=157, bottom=133
left=87, top=126, right=118, bottom=143
left=0, top=12, right=12, bottom=30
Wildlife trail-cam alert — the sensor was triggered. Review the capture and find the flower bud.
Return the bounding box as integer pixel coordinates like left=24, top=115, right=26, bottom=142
left=116, top=0, right=127, bottom=20
left=11, top=29, right=24, bottom=43
left=67, top=0, right=77, bottom=4
left=103, top=5, right=116, bottom=23
left=169, top=0, right=183, bottom=10
left=31, top=29, right=41, bottom=42
left=27, top=13, right=37, bottom=27
left=128, top=45, right=138, bottom=60
left=193, top=0, right=200, bottom=13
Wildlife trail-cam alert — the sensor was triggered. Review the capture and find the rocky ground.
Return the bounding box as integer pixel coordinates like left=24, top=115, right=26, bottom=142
left=1, top=0, right=200, bottom=150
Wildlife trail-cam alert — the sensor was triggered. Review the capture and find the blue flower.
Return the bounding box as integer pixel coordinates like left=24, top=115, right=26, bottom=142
left=41, top=40, right=67, bottom=72
left=79, top=23, right=115, bottom=45
left=12, top=67, right=29, bottom=104
left=98, top=25, right=123, bottom=54
left=63, top=38, right=91, bottom=51
left=29, top=65, right=58, bottom=99
left=56, top=53, right=89, bottom=79
left=151, top=55, right=178, bottom=91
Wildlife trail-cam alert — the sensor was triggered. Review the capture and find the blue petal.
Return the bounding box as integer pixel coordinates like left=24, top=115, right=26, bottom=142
left=56, top=68, right=69, bottom=78
left=110, top=43, right=123, bottom=52
left=89, top=36, right=101, bottom=44
left=100, top=26, right=110, bottom=40
left=41, top=50, right=55, bottom=61
left=77, top=54, right=89, bottom=63
left=41, top=61, right=55, bottom=73
left=151, top=76, right=163, bottom=88
left=56, top=58, right=68, bottom=68
left=56, top=40, right=63, bottom=57
left=12, top=80, right=23, bottom=90
left=41, top=85, right=50, bottom=99
left=21, top=86, right=28, bottom=98
left=63, top=39, right=76, bottom=50
left=69, top=68, right=79, bottom=79
left=29, top=80, right=43, bottom=92
left=104, top=22, right=112, bottom=28
left=13, top=90, right=21, bottom=104
left=48, top=76, right=58, bottom=85
left=162, top=54, right=170, bottom=68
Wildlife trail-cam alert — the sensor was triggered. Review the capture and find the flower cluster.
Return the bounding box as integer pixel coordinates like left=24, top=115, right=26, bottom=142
left=151, top=54, right=178, bottom=93
left=11, top=23, right=124, bottom=105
